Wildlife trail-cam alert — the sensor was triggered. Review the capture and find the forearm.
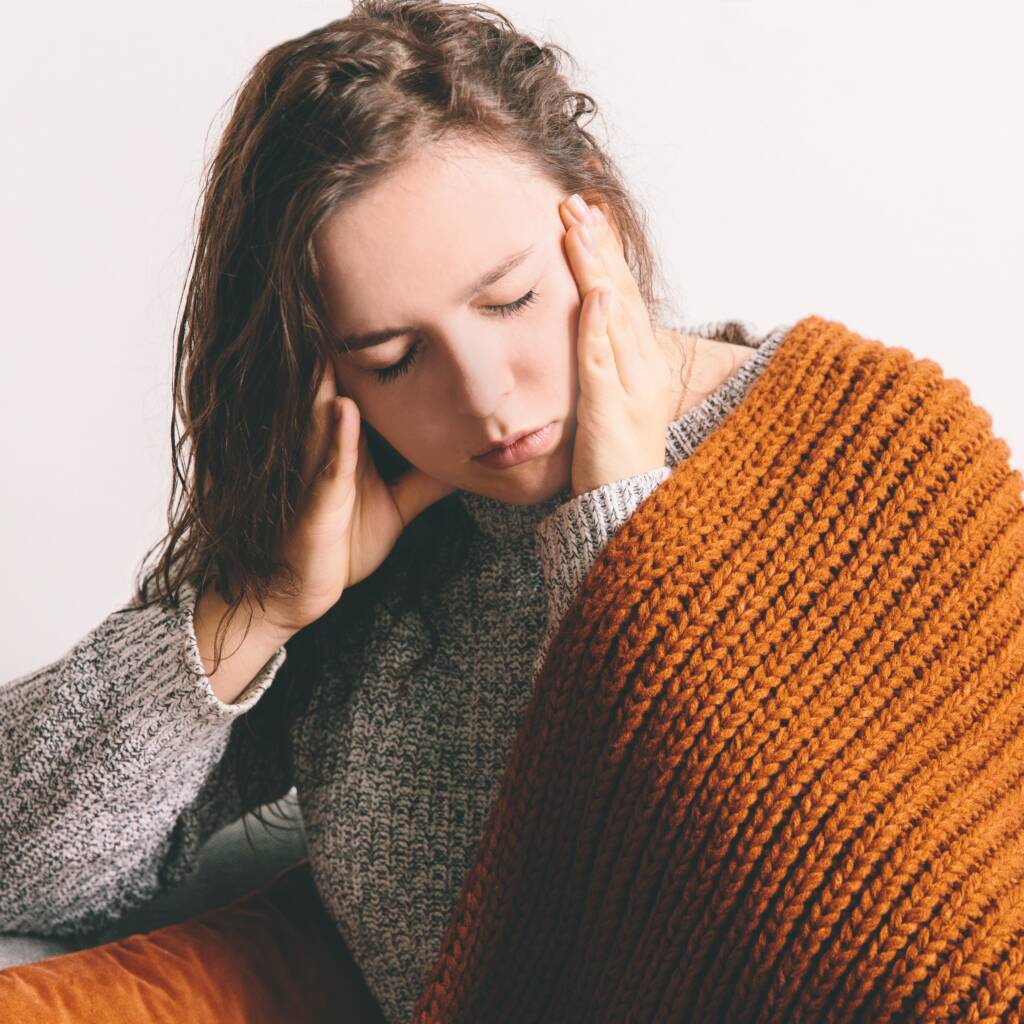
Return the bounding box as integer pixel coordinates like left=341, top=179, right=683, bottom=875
left=194, top=585, right=294, bottom=705
left=0, top=582, right=284, bottom=935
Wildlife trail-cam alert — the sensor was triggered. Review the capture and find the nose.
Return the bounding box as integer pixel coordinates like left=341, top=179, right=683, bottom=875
left=442, top=333, right=515, bottom=417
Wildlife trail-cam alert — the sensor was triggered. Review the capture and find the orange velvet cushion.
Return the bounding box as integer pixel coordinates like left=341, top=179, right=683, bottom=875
left=0, top=859, right=386, bottom=1023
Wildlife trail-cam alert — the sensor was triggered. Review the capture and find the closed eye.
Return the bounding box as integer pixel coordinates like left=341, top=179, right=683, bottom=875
left=371, top=289, right=540, bottom=384
left=486, top=288, right=539, bottom=319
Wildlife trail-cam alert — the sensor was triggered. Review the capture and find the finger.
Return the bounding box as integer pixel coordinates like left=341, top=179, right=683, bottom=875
left=559, top=194, right=584, bottom=232
left=600, top=287, right=649, bottom=396
left=566, top=221, right=612, bottom=301
left=561, top=199, right=658, bottom=373
left=568, top=204, right=658, bottom=360
left=567, top=222, right=640, bottom=356
left=563, top=203, right=633, bottom=301
left=318, top=395, right=361, bottom=486
left=577, top=287, right=620, bottom=405
left=588, top=205, right=640, bottom=300
left=299, top=359, right=340, bottom=492
left=602, top=276, right=637, bottom=355
left=587, top=206, right=661, bottom=364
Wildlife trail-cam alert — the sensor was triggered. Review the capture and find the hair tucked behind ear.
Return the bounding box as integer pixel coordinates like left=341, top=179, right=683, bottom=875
left=128, top=0, right=680, bottom=848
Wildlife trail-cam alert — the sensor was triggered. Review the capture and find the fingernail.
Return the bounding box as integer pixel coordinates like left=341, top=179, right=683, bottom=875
left=567, top=193, right=591, bottom=223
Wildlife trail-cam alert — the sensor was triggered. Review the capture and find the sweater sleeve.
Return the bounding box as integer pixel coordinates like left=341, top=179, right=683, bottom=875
left=0, top=579, right=292, bottom=938
left=531, top=466, right=672, bottom=672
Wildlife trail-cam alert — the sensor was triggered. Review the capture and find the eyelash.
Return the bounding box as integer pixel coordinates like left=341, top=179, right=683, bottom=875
left=372, top=289, right=540, bottom=383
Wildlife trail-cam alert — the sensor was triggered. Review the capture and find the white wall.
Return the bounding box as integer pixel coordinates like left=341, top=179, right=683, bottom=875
left=2, top=0, right=1021, bottom=679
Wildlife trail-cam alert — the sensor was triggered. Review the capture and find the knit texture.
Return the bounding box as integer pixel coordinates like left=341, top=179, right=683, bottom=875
left=0, top=317, right=787, bottom=1023
left=410, top=314, right=1024, bottom=1023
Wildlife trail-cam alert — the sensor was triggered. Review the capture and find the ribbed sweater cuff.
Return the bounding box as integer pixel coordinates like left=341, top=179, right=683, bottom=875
left=177, top=580, right=288, bottom=718
left=533, top=465, right=673, bottom=640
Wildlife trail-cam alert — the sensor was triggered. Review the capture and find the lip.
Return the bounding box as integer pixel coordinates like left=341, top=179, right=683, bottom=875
left=472, top=421, right=557, bottom=469
left=474, top=424, right=550, bottom=457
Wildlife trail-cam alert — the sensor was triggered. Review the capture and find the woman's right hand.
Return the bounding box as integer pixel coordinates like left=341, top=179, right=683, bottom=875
left=263, top=359, right=457, bottom=637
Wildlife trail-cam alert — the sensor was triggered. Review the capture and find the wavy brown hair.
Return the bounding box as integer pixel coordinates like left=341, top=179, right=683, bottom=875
left=130, top=0, right=679, bottom=846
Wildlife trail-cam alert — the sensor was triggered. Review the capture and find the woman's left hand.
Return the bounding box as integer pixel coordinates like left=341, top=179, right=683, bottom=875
left=559, top=193, right=676, bottom=499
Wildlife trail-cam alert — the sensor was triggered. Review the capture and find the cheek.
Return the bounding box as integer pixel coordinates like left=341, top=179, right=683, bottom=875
left=524, top=313, right=579, bottom=407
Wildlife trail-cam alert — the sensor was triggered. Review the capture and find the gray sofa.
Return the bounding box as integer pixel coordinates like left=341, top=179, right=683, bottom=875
left=0, top=788, right=308, bottom=970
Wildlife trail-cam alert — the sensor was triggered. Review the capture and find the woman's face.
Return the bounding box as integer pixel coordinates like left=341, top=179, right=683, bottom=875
left=314, top=140, right=591, bottom=506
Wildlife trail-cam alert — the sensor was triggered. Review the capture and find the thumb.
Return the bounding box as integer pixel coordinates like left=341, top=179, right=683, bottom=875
left=321, top=396, right=362, bottom=480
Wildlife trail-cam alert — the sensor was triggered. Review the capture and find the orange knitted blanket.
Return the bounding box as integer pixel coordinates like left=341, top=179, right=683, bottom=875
left=410, top=314, right=1024, bottom=1023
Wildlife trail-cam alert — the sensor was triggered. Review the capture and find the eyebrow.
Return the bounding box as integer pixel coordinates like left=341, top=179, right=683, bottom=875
left=336, top=244, right=536, bottom=352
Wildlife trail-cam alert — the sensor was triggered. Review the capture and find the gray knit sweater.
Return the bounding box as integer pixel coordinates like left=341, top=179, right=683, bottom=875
left=0, top=318, right=790, bottom=1023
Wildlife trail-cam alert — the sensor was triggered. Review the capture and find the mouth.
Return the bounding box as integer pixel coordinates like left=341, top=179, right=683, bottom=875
left=473, top=423, right=550, bottom=457
left=471, top=421, right=558, bottom=469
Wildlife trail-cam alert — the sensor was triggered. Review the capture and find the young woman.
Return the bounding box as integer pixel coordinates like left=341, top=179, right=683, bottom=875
left=4, top=3, right=1022, bottom=1023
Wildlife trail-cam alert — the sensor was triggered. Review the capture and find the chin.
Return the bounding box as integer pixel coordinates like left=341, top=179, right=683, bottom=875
left=474, top=446, right=572, bottom=505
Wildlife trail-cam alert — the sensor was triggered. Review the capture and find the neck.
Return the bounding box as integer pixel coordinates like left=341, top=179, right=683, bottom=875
left=654, top=325, right=702, bottom=420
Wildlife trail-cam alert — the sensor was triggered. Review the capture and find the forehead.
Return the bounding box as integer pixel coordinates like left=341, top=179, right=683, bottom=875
left=313, top=142, right=563, bottom=329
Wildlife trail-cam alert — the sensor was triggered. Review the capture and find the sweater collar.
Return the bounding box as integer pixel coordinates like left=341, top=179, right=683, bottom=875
left=456, top=319, right=792, bottom=543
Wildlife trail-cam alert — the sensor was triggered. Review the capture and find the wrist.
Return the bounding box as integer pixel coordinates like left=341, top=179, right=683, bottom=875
left=196, top=584, right=297, bottom=647
left=247, top=594, right=303, bottom=646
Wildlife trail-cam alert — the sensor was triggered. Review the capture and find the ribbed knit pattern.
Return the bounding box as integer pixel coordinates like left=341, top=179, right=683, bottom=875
left=411, top=314, right=1024, bottom=1024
